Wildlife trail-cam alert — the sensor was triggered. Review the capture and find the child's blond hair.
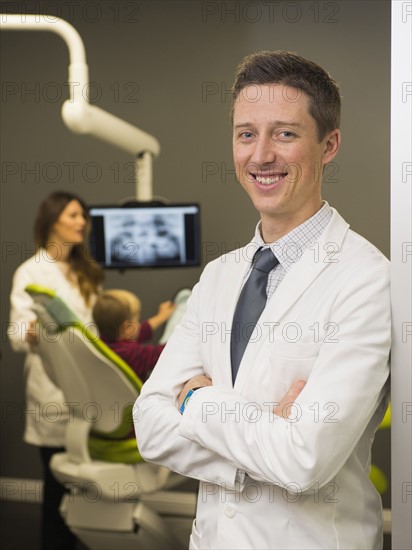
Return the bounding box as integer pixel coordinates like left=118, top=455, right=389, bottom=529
left=93, top=289, right=141, bottom=341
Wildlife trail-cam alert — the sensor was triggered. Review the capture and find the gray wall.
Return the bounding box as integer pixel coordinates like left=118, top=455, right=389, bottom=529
left=0, top=0, right=391, bottom=507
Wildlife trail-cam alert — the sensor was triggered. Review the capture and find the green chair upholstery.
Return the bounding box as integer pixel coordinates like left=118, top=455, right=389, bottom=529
left=25, top=284, right=144, bottom=464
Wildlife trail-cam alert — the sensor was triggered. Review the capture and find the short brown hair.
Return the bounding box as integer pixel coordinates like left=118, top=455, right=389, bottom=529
left=231, top=50, right=341, bottom=141
left=93, top=290, right=141, bottom=341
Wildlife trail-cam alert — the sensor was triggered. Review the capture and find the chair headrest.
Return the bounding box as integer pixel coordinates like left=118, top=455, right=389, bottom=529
left=25, top=284, right=143, bottom=393
left=25, top=284, right=79, bottom=328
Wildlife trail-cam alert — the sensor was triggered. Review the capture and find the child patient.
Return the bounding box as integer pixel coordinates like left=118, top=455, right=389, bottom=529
left=92, top=289, right=175, bottom=382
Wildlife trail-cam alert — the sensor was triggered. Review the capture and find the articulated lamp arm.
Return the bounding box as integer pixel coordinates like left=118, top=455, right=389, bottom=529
left=0, top=14, right=159, bottom=200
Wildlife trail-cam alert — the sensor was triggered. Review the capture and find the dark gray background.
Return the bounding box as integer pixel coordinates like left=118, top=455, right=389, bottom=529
left=0, top=0, right=391, bottom=509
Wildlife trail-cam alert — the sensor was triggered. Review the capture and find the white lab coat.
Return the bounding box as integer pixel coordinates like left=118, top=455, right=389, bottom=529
left=134, top=208, right=391, bottom=550
left=8, top=250, right=95, bottom=446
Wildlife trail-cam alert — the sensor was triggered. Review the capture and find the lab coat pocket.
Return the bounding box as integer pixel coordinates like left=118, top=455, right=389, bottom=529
left=268, top=340, right=321, bottom=399
left=189, top=519, right=202, bottom=549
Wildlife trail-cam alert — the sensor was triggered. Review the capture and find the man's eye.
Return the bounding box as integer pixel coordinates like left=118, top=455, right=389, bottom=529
left=280, top=131, right=295, bottom=138
left=241, top=132, right=254, bottom=139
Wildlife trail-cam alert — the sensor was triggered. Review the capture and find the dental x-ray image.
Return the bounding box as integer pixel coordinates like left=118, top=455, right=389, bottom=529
left=108, top=212, right=183, bottom=265
left=89, top=204, right=200, bottom=269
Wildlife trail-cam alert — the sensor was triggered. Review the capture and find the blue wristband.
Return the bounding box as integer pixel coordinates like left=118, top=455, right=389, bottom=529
left=179, top=387, right=201, bottom=414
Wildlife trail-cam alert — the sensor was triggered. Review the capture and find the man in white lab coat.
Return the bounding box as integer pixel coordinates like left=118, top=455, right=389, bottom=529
left=134, top=51, right=390, bottom=549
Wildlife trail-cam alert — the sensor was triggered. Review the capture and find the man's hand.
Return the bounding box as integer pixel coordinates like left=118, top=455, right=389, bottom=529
left=178, top=374, right=212, bottom=409
left=273, top=379, right=306, bottom=419
left=177, top=376, right=305, bottom=417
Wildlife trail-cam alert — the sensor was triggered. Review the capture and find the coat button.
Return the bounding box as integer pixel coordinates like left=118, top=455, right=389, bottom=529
left=224, top=504, right=236, bottom=518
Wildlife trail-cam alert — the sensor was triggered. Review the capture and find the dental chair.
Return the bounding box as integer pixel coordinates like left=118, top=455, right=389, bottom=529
left=26, top=284, right=196, bottom=550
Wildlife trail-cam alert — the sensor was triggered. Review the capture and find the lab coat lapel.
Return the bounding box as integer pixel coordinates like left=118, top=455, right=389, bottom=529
left=233, top=209, right=350, bottom=391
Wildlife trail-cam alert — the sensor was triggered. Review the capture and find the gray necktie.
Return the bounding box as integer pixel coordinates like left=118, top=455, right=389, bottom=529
left=231, top=247, right=278, bottom=383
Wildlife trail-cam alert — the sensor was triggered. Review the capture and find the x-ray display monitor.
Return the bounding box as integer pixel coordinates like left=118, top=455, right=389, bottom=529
left=89, top=204, right=200, bottom=268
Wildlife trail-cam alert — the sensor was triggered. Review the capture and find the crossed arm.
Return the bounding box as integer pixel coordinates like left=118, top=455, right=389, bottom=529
left=177, top=374, right=306, bottom=419
left=134, top=252, right=390, bottom=491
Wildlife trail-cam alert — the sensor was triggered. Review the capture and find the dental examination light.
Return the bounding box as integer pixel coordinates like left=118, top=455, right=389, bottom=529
left=0, top=14, right=160, bottom=201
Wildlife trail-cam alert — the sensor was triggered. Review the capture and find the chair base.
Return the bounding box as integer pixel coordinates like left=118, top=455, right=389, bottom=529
left=60, top=489, right=196, bottom=550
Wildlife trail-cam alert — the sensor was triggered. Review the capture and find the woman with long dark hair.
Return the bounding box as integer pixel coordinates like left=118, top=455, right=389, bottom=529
left=8, top=191, right=104, bottom=549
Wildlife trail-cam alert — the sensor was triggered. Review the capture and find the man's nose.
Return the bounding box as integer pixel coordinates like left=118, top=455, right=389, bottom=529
left=250, top=135, right=277, bottom=166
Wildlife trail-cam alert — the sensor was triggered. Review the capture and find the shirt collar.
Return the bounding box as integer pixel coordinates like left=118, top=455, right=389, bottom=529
left=251, top=202, right=333, bottom=272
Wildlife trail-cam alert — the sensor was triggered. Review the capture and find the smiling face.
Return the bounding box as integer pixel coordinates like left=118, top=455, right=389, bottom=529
left=233, top=83, right=340, bottom=242
left=48, top=199, right=86, bottom=248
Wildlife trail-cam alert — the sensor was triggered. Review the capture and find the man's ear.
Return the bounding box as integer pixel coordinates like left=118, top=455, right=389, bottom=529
left=322, top=129, right=341, bottom=164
